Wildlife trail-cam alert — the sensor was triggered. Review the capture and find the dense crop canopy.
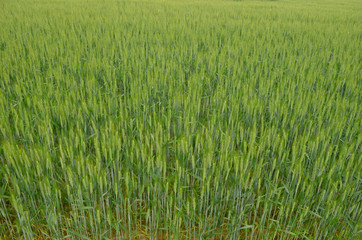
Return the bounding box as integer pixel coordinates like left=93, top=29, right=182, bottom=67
left=0, top=0, right=361, bottom=239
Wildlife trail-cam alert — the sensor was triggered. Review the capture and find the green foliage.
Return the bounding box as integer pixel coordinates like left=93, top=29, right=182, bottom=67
left=0, top=0, right=361, bottom=239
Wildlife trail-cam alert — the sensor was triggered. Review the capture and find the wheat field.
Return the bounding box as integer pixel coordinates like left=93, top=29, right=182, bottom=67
left=0, top=0, right=361, bottom=239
